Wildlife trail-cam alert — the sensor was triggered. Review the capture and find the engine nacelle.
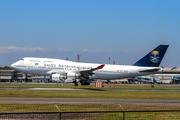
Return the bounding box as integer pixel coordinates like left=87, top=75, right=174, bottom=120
left=52, top=73, right=80, bottom=83
left=66, top=72, right=75, bottom=80
left=66, top=73, right=80, bottom=82
left=52, top=74, right=64, bottom=82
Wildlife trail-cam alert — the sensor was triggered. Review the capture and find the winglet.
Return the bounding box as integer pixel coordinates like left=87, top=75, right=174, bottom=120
left=95, top=64, right=105, bottom=69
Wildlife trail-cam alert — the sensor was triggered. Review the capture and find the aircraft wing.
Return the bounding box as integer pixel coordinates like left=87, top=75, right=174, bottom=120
left=138, top=68, right=161, bottom=72
left=79, top=64, right=105, bottom=76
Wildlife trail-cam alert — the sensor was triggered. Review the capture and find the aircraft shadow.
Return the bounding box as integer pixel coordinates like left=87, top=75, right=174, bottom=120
left=80, top=88, right=106, bottom=91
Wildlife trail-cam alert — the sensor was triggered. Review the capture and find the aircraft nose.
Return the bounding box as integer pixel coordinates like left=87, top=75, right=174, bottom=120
left=10, top=61, right=18, bottom=69
left=10, top=63, right=15, bottom=69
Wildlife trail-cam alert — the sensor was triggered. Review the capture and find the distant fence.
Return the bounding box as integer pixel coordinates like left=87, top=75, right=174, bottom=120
left=1, top=110, right=180, bottom=120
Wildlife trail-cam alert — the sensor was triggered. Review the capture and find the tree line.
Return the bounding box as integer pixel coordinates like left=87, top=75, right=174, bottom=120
left=0, top=66, right=13, bottom=70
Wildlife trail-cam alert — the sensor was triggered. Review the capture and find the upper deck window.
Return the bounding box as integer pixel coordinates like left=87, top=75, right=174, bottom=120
left=44, top=61, right=53, bottom=63
left=30, top=60, right=41, bottom=62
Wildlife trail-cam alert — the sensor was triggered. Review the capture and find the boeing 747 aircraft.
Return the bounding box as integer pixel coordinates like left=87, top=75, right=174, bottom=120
left=11, top=45, right=169, bottom=86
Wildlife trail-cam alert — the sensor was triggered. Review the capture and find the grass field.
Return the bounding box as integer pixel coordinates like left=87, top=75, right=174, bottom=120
left=0, top=90, right=180, bottom=100
left=0, top=103, right=180, bottom=120
left=1, top=83, right=180, bottom=119
left=0, top=83, right=180, bottom=100
left=0, top=103, right=179, bottom=112
left=1, top=83, right=180, bottom=89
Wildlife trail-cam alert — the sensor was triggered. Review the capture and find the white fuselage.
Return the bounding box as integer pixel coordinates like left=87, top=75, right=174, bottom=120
left=11, top=57, right=162, bottom=80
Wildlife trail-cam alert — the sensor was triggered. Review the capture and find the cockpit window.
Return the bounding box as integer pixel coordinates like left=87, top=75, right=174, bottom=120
left=21, top=59, right=24, bottom=61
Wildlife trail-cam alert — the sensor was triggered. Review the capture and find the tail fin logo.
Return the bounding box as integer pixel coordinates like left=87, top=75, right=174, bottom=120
left=149, top=51, right=160, bottom=63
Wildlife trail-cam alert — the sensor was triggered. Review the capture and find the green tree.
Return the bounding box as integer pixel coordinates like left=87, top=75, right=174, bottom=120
left=0, top=66, right=13, bottom=70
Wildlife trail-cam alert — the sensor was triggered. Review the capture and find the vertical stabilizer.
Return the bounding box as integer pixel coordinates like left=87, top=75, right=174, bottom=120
left=133, top=45, right=169, bottom=67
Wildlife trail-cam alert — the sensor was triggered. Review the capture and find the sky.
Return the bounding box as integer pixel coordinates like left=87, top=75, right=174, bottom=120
left=0, top=0, right=180, bottom=67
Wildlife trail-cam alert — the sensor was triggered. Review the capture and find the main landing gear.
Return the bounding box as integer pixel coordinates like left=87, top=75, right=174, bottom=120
left=73, top=79, right=78, bottom=86
left=80, top=81, right=90, bottom=86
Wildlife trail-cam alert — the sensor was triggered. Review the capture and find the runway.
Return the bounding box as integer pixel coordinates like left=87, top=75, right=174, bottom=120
left=0, top=98, right=180, bottom=106
left=1, top=87, right=180, bottom=92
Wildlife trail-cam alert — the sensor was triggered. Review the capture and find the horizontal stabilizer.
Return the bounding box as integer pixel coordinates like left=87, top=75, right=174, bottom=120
left=139, top=68, right=161, bottom=72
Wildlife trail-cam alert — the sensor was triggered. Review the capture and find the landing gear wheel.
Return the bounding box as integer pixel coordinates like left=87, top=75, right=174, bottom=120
left=74, top=79, right=78, bottom=86
left=80, top=81, right=90, bottom=86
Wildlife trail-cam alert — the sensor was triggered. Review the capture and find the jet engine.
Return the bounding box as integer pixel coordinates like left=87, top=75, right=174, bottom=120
left=66, top=73, right=80, bottom=81
left=51, top=74, right=64, bottom=82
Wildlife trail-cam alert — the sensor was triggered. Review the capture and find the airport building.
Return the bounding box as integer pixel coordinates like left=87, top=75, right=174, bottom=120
left=0, top=70, right=48, bottom=82
left=156, top=67, right=180, bottom=84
